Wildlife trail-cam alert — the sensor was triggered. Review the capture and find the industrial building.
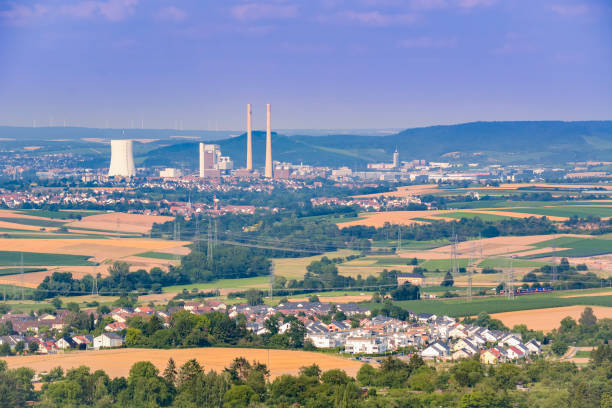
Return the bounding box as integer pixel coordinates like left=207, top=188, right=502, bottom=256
left=108, top=140, right=136, bottom=177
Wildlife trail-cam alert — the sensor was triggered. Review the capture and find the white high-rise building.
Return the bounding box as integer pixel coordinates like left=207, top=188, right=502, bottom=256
left=199, top=143, right=221, bottom=177
left=108, top=140, right=136, bottom=177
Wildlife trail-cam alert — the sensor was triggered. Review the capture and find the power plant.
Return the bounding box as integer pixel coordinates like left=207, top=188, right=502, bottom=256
left=108, top=139, right=136, bottom=177
left=265, top=103, right=273, bottom=178
left=246, top=103, right=253, bottom=171
left=199, top=143, right=233, bottom=177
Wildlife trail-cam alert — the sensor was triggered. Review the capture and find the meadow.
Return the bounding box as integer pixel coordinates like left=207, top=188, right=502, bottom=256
left=497, top=205, right=612, bottom=219
left=0, top=251, right=94, bottom=266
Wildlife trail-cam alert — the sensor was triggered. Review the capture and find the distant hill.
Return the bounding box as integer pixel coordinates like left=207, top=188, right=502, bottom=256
left=144, top=121, right=612, bottom=168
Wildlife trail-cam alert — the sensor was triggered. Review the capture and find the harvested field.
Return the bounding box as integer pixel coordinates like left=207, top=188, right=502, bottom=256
left=337, top=211, right=449, bottom=228
left=289, top=295, right=372, bottom=303
left=561, top=289, right=612, bottom=298
left=354, top=184, right=441, bottom=198
left=490, top=305, right=612, bottom=332
left=4, top=348, right=364, bottom=379
left=67, top=213, right=173, bottom=234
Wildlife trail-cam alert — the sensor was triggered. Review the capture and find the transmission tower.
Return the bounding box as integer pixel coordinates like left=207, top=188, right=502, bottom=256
left=551, top=235, right=557, bottom=283
left=195, top=215, right=200, bottom=252
left=451, top=234, right=458, bottom=277
left=468, top=241, right=474, bottom=302
left=397, top=226, right=402, bottom=253
left=207, top=218, right=213, bottom=267
left=20, top=252, right=24, bottom=301
left=506, top=257, right=515, bottom=299
left=269, top=263, right=275, bottom=298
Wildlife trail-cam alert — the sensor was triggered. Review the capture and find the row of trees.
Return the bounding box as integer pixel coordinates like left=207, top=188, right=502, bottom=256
left=3, top=342, right=612, bottom=407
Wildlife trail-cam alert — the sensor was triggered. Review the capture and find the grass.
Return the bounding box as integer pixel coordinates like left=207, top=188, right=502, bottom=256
left=0, top=251, right=95, bottom=266
left=574, top=350, right=592, bottom=358
left=135, top=251, right=180, bottom=260
left=273, top=250, right=357, bottom=280
left=522, top=236, right=612, bottom=258
left=163, top=276, right=270, bottom=292
left=421, top=258, right=470, bottom=271
left=477, top=258, right=550, bottom=268
left=0, top=217, right=66, bottom=228
left=0, top=267, right=46, bottom=276
left=14, top=209, right=104, bottom=219
left=496, top=206, right=612, bottom=219
left=432, top=212, right=513, bottom=222
left=361, top=292, right=612, bottom=317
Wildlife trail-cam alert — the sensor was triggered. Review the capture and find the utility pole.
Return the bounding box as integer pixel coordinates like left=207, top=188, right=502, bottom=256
left=20, top=252, right=24, bottom=301
left=551, top=235, right=557, bottom=283
left=507, top=257, right=515, bottom=300
left=195, top=215, right=200, bottom=252
left=207, top=218, right=213, bottom=267
left=397, top=226, right=401, bottom=253
left=269, top=264, right=274, bottom=298
left=468, top=241, right=474, bottom=302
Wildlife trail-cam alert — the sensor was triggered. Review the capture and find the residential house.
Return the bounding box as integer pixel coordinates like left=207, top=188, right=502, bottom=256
left=56, top=337, right=78, bottom=350
left=345, top=337, right=387, bottom=354
left=420, top=341, right=450, bottom=359
left=93, top=333, right=124, bottom=349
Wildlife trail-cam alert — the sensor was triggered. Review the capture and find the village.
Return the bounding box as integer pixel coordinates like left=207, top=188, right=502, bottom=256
left=0, top=299, right=543, bottom=366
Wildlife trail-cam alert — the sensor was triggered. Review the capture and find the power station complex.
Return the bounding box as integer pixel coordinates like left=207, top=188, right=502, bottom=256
left=107, top=104, right=274, bottom=178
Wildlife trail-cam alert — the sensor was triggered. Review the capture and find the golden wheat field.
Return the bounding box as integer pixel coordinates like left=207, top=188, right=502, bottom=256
left=67, top=212, right=174, bottom=234
left=4, top=348, right=364, bottom=379
left=491, top=306, right=612, bottom=332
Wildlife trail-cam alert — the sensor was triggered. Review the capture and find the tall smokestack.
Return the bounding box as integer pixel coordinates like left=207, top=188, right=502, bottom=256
left=265, top=103, right=273, bottom=178
left=199, top=142, right=205, bottom=177
left=246, top=104, right=253, bottom=171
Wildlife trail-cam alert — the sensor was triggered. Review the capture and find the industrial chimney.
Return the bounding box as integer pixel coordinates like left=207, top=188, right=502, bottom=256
left=246, top=104, right=253, bottom=171
left=265, top=103, right=273, bottom=178
left=108, top=139, right=136, bottom=177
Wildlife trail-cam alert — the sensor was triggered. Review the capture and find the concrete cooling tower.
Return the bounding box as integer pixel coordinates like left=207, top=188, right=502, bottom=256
left=108, top=139, right=136, bottom=177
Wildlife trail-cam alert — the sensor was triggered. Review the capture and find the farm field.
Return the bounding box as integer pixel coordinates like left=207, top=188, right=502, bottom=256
left=432, top=212, right=514, bottom=222
left=66, top=212, right=174, bottom=234
left=0, top=251, right=93, bottom=266
left=522, top=236, right=612, bottom=259
left=3, top=347, right=365, bottom=379
left=490, top=305, right=612, bottom=332
left=273, top=249, right=357, bottom=280
left=163, top=276, right=270, bottom=293
left=497, top=205, right=612, bottom=219
left=361, top=290, right=612, bottom=317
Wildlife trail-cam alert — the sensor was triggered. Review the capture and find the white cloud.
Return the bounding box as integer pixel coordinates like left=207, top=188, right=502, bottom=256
left=155, top=6, right=188, bottom=22
left=550, top=4, right=589, bottom=16
left=457, top=0, right=495, bottom=8
left=399, top=36, right=457, bottom=48
left=0, top=0, right=139, bottom=23
left=230, top=3, right=298, bottom=21
left=338, top=10, right=417, bottom=26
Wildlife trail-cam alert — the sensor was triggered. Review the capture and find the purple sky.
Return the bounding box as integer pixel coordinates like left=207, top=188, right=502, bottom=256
left=0, top=0, right=611, bottom=130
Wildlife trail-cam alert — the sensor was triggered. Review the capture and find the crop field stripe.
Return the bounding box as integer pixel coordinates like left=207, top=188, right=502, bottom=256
left=431, top=212, right=514, bottom=221
left=362, top=293, right=612, bottom=317
left=0, top=251, right=94, bottom=266
left=495, top=206, right=612, bottom=218
left=135, top=251, right=180, bottom=260
left=0, top=217, right=66, bottom=228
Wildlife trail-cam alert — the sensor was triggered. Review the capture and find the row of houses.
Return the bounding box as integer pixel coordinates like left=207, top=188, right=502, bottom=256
left=0, top=333, right=123, bottom=353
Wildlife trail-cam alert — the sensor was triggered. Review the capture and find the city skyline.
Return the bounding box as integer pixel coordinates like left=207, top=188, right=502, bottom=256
left=1, top=0, right=611, bottom=130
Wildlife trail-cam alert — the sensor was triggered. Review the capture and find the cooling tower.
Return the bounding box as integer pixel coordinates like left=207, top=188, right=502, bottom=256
left=108, top=140, right=136, bottom=177
left=246, top=104, right=253, bottom=171
left=265, top=103, right=273, bottom=178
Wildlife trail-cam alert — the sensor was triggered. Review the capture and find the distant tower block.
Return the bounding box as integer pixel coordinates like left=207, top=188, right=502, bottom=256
left=199, top=142, right=205, bottom=177
left=246, top=104, right=253, bottom=171
left=108, top=140, right=136, bottom=177
left=393, top=147, right=399, bottom=168
left=265, top=103, right=273, bottom=178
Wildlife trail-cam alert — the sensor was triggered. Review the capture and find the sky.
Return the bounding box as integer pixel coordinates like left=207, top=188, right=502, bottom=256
left=0, top=0, right=611, bottom=131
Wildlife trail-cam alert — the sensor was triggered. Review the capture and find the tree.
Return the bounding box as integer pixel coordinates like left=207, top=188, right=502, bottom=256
left=441, top=270, right=454, bottom=287
left=51, top=297, right=62, bottom=309
left=551, top=339, right=568, bottom=356
left=245, top=289, right=263, bottom=306
left=163, top=358, right=177, bottom=385
left=14, top=341, right=24, bottom=354
left=299, top=364, right=321, bottom=378
left=264, top=315, right=279, bottom=336
left=287, top=320, right=306, bottom=348
left=28, top=341, right=39, bottom=354
left=579, top=307, right=597, bottom=328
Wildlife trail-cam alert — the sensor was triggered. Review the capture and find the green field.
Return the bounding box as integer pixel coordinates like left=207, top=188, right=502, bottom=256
left=574, top=350, right=592, bottom=358
left=14, top=209, right=104, bottom=220
left=522, top=236, right=612, bottom=258
left=433, top=212, right=513, bottom=222
left=135, top=251, right=180, bottom=260
left=421, top=258, right=470, bottom=271
left=497, top=206, right=612, bottom=219
left=0, top=267, right=46, bottom=276
left=163, top=276, right=270, bottom=292
left=0, top=251, right=95, bottom=266
left=361, top=291, right=612, bottom=317
left=374, top=239, right=449, bottom=250
left=477, top=258, right=550, bottom=268
left=273, top=249, right=357, bottom=279
left=0, top=217, right=66, bottom=228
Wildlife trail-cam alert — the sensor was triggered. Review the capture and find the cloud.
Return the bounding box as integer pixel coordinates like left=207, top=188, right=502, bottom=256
left=230, top=3, right=298, bottom=21
left=457, top=0, right=495, bottom=8
left=155, top=6, right=188, bottom=22
left=0, top=0, right=139, bottom=23
left=409, top=0, right=448, bottom=10
left=336, top=10, right=417, bottom=26
left=399, top=36, right=457, bottom=48
left=550, top=4, right=589, bottom=16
